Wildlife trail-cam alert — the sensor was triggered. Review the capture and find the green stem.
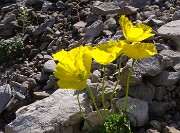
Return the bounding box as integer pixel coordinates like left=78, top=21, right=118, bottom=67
left=123, top=59, right=136, bottom=112
left=110, top=55, right=122, bottom=114
left=102, top=65, right=107, bottom=116
left=86, top=85, right=103, bottom=122
left=77, top=91, right=92, bottom=128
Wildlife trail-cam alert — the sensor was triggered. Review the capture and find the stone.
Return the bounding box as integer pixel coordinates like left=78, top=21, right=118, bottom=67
left=127, top=81, right=155, bottom=102
left=56, top=1, right=68, bottom=9
left=86, top=13, right=102, bottom=23
left=85, top=20, right=104, bottom=37
left=104, top=18, right=117, bottom=30
left=92, top=2, right=120, bottom=16
left=87, top=80, right=120, bottom=103
left=43, top=75, right=57, bottom=90
left=116, top=97, right=149, bottom=127
left=134, top=55, right=164, bottom=76
left=149, top=120, right=161, bottom=131
left=0, top=84, right=12, bottom=114
left=91, top=70, right=101, bottom=83
left=157, top=20, right=180, bottom=51
left=33, top=90, right=53, bottom=100
left=17, top=74, right=28, bottom=83
left=82, top=109, right=110, bottom=131
left=151, top=19, right=165, bottom=26
left=150, top=71, right=180, bottom=86
left=154, top=86, right=166, bottom=101
left=33, top=18, right=55, bottom=36
left=43, top=60, right=56, bottom=73
left=119, top=6, right=138, bottom=15
left=149, top=101, right=169, bottom=116
left=73, top=21, right=86, bottom=31
left=146, top=129, right=160, bottom=133
left=41, top=1, right=52, bottom=11
left=127, top=0, right=150, bottom=8
left=172, top=11, right=180, bottom=20
left=25, top=0, right=43, bottom=6
left=120, top=56, right=164, bottom=86
left=164, top=126, right=180, bottom=133
left=34, top=72, right=49, bottom=82
left=2, top=12, right=16, bottom=25
left=160, top=50, right=180, bottom=72
left=5, top=90, right=91, bottom=133
left=27, top=78, right=37, bottom=91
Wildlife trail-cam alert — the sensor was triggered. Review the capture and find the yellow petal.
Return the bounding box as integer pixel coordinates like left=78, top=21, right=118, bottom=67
left=119, top=15, right=133, bottom=40
left=53, top=46, right=92, bottom=90
left=90, top=41, right=123, bottom=65
left=135, top=23, right=155, bottom=41
left=119, top=15, right=155, bottom=42
left=123, top=41, right=157, bottom=59
left=52, top=49, right=68, bottom=61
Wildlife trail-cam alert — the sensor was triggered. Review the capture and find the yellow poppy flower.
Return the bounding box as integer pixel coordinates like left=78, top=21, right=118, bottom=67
left=119, top=15, right=155, bottom=43
left=90, top=41, right=124, bottom=65
left=120, top=40, right=157, bottom=59
left=53, top=46, right=92, bottom=90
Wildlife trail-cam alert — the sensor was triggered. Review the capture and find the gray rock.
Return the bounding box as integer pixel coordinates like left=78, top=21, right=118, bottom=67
left=17, top=74, right=28, bottom=83
left=42, top=1, right=52, bottom=11
left=73, top=21, right=86, bottom=31
left=86, top=13, right=102, bottom=23
left=157, top=20, right=180, bottom=51
left=5, top=90, right=91, bottom=133
left=27, top=78, right=37, bottom=91
left=164, top=126, right=180, bottom=133
left=104, top=18, right=117, bottom=30
left=82, top=109, right=111, bottom=131
left=127, top=81, right=155, bottom=102
left=43, top=75, right=57, bottom=90
left=133, top=55, right=164, bottom=76
left=91, top=70, right=101, bottom=83
left=149, top=120, right=161, bottom=131
left=2, top=12, right=16, bottom=25
left=56, top=1, right=68, bottom=9
left=128, top=0, right=151, bottom=8
left=25, top=0, right=43, bottom=6
left=33, top=18, right=55, bottom=36
left=116, top=97, right=149, bottom=127
left=92, top=2, right=121, bottom=16
left=87, top=80, right=120, bottom=103
left=85, top=20, right=104, bottom=37
left=149, top=101, right=169, bottom=116
left=146, top=129, right=160, bottom=133
left=151, top=19, right=165, bottom=26
left=34, top=72, right=49, bottom=82
left=120, top=56, right=164, bottom=86
left=154, top=43, right=170, bottom=51
left=120, top=63, right=142, bottom=86
left=43, top=60, right=56, bottom=73
left=154, top=86, right=166, bottom=101
left=172, top=11, right=180, bottom=20
left=160, top=50, right=180, bottom=72
left=119, top=6, right=138, bottom=15
left=103, top=30, right=115, bottom=37
left=0, top=84, right=12, bottom=114
left=150, top=71, right=180, bottom=86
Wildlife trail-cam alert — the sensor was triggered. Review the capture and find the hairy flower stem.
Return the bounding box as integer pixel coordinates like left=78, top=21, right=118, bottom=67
left=123, top=60, right=136, bottom=112
left=86, top=85, right=103, bottom=122
left=102, top=65, right=108, bottom=116
left=77, top=91, right=92, bottom=128
left=110, top=55, right=122, bottom=114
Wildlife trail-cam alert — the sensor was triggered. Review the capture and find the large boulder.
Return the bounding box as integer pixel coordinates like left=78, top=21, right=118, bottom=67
left=157, top=20, right=180, bottom=51
left=5, top=89, right=91, bottom=133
